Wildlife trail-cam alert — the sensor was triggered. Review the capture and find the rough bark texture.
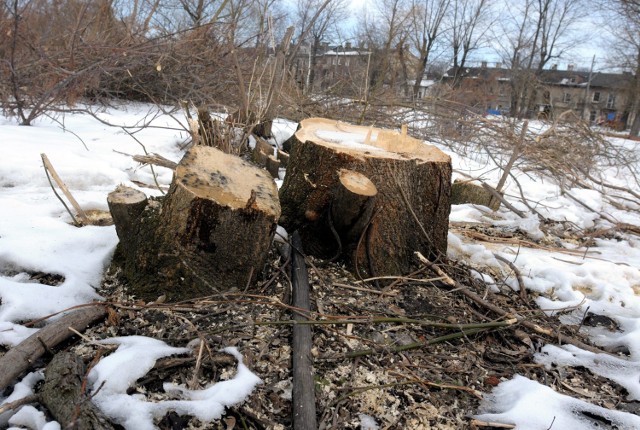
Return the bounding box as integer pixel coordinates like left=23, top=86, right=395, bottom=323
left=40, top=352, right=115, bottom=430
left=0, top=305, right=107, bottom=392
left=110, top=146, right=281, bottom=302
left=107, top=186, right=148, bottom=240
left=279, top=118, right=451, bottom=278
left=330, top=169, right=377, bottom=249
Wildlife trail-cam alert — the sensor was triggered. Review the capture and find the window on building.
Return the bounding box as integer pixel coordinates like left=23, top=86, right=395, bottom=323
left=332, top=57, right=336, bottom=65
left=337, top=57, right=341, bottom=65
left=607, top=93, right=616, bottom=109
left=563, top=92, right=571, bottom=103
left=345, top=58, right=350, bottom=67
left=592, top=91, right=600, bottom=102
left=589, top=110, right=597, bottom=122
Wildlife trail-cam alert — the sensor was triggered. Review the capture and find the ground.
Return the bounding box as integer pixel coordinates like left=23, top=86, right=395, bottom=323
left=67, top=236, right=629, bottom=430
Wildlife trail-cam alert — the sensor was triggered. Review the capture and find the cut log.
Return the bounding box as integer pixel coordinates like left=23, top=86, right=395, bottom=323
left=330, top=169, right=377, bottom=250
left=40, top=352, right=115, bottom=430
left=277, top=149, right=290, bottom=168
left=279, top=118, right=451, bottom=278
left=109, top=146, right=281, bottom=301
left=0, top=305, right=107, bottom=393
left=451, top=179, right=501, bottom=211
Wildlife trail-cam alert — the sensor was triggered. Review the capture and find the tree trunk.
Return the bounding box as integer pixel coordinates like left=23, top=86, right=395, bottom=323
left=279, top=118, right=451, bottom=279
left=109, top=146, right=281, bottom=301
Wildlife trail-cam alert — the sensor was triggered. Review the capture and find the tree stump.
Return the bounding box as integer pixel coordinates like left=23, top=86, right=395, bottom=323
left=109, top=146, right=281, bottom=301
left=279, top=118, right=451, bottom=278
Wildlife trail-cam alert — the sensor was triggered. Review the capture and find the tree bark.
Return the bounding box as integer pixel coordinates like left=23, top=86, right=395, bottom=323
left=279, top=118, right=451, bottom=279
left=109, top=146, right=281, bottom=301
left=40, top=352, right=115, bottom=430
left=107, top=186, right=148, bottom=241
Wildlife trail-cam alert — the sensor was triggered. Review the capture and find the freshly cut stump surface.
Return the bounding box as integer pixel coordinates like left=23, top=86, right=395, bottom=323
left=279, top=118, right=451, bottom=278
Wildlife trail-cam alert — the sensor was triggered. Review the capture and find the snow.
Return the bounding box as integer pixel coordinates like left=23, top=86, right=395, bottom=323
left=1, top=105, right=640, bottom=427
left=475, top=375, right=640, bottom=430
left=0, top=372, right=43, bottom=428
left=88, top=338, right=261, bottom=430
left=359, top=413, right=380, bottom=429
left=315, top=129, right=385, bottom=152
left=0, top=105, right=264, bottom=428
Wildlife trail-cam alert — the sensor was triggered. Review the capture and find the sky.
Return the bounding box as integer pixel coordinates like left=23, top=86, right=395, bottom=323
left=343, top=0, right=617, bottom=73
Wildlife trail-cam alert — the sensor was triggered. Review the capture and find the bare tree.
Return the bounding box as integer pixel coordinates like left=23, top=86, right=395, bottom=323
left=357, top=0, right=412, bottom=96
left=291, top=0, right=348, bottom=94
left=409, top=0, right=450, bottom=99
left=449, top=0, right=492, bottom=88
left=0, top=0, right=125, bottom=124
left=494, top=0, right=585, bottom=118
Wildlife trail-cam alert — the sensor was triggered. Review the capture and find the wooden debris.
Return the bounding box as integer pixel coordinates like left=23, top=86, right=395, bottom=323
left=277, top=149, right=290, bottom=167
left=132, top=153, right=178, bottom=170
left=415, top=252, right=613, bottom=356
left=40, top=352, right=115, bottom=429
left=41, top=153, right=89, bottom=225
left=451, top=179, right=501, bottom=210
left=0, top=305, right=107, bottom=392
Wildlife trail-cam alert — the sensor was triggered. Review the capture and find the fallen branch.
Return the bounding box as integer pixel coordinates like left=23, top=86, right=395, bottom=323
left=41, top=153, right=89, bottom=225
left=40, top=351, right=115, bottom=429
left=388, top=371, right=483, bottom=398
left=470, top=419, right=516, bottom=429
left=341, top=327, right=492, bottom=359
left=254, top=317, right=515, bottom=330
left=493, top=253, right=528, bottom=303
left=415, top=252, right=611, bottom=355
left=132, top=153, right=178, bottom=170
left=0, top=394, right=39, bottom=415
left=0, top=304, right=107, bottom=392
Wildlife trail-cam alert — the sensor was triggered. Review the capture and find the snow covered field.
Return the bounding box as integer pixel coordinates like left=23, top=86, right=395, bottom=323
left=0, top=104, right=639, bottom=429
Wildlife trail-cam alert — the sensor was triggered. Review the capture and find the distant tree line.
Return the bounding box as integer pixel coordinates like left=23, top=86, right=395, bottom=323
left=0, top=0, right=638, bottom=135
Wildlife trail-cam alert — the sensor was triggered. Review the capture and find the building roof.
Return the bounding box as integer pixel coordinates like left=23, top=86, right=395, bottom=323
left=445, top=65, right=635, bottom=90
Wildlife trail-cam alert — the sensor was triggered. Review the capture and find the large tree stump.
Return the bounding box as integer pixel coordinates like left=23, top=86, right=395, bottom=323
left=109, top=146, right=281, bottom=301
left=279, top=118, right=451, bottom=278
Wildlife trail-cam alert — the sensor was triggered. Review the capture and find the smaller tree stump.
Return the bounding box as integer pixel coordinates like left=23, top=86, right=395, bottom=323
left=107, top=186, right=148, bottom=240
left=330, top=169, right=377, bottom=244
left=109, top=146, right=281, bottom=301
